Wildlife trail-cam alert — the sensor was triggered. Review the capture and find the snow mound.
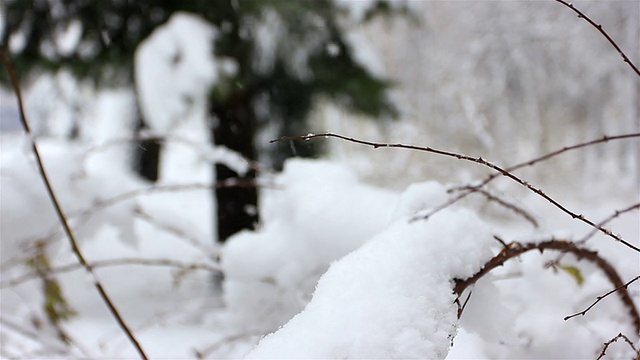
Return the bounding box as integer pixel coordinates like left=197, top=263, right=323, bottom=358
left=246, top=204, right=493, bottom=359
left=220, top=159, right=398, bottom=333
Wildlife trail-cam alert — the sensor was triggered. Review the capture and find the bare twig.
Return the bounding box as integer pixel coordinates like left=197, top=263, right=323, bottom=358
left=194, top=333, right=256, bottom=359
left=275, top=132, right=640, bottom=253
left=453, top=239, right=640, bottom=335
left=134, top=207, right=216, bottom=257
left=596, top=333, right=639, bottom=360
left=565, top=275, right=640, bottom=322
left=0, top=316, right=72, bottom=355
left=1, top=257, right=220, bottom=288
left=554, top=0, right=640, bottom=77
left=90, top=179, right=267, bottom=211
left=577, top=203, right=640, bottom=244
left=461, top=187, right=539, bottom=227
left=0, top=48, right=149, bottom=360
left=1, top=314, right=93, bottom=358
left=452, top=133, right=640, bottom=193
left=77, top=132, right=276, bottom=177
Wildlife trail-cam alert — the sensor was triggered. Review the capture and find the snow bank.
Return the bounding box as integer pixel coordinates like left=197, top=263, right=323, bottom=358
left=220, top=159, right=397, bottom=333
left=245, top=188, right=493, bottom=359
left=218, top=159, right=494, bottom=358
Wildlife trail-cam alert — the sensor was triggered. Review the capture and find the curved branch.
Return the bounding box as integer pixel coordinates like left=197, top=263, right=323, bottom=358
left=275, top=132, right=640, bottom=253
left=596, top=332, right=639, bottom=360
left=453, top=239, right=640, bottom=335
left=554, top=0, right=640, bottom=77
left=0, top=48, right=149, bottom=360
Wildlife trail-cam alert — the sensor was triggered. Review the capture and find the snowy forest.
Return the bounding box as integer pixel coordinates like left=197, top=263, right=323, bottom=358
left=1, top=0, right=639, bottom=359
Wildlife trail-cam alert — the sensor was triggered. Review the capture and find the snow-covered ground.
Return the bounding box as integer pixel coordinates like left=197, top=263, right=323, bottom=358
left=2, top=3, right=639, bottom=359
left=2, top=128, right=638, bottom=358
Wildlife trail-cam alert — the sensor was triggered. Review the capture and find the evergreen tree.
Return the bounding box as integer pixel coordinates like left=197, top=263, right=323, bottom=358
left=1, top=0, right=399, bottom=242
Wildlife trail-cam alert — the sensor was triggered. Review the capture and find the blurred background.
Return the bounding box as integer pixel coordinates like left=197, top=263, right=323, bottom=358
left=0, top=0, right=638, bottom=263
left=1, top=1, right=639, bottom=358
left=2, top=0, right=637, bottom=191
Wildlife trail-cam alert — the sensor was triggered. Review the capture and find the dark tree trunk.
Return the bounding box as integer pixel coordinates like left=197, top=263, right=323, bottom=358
left=210, top=93, right=259, bottom=243
left=133, top=111, right=162, bottom=182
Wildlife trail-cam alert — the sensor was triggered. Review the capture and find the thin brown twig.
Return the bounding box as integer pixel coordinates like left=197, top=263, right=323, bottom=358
left=577, top=203, right=640, bottom=244
left=464, top=187, right=539, bottom=227
left=596, top=333, right=639, bottom=360
left=1, top=258, right=220, bottom=288
left=452, top=133, right=640, bottom=193
left=77, top=132, right=276, bottom=177
left=275, top=132, right=640, bottom=253
left=565, top=275, right=640, bottom=323
left=453, top=239, right=640, bottom=335
left=63, top=179, right=274, bottom=240
left=0, top=48, right=149, bottom=360
left=90, top=179, right=268, bottom=211
left=0, top=316, right=74, bottom=355
left=134, top=207, right=216, bottom=257
left=554, top=0, right=640, bottom=77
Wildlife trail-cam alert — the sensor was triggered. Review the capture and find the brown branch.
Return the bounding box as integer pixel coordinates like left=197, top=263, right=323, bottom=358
left=453, top=133, right=640, bottom=194
left=577, top=203, right=640, bottom=244
left=453, top=239, right=640, bottom=335
left=275, top=132, right=640, bottom=253
left=565, top=275, right=640, bottom=322
left=461, top=187, right=539, bottom=227
left=0, top=48, right=149, bottom=360
left=596, top=333, right=639, bottom=360
left=554, top=0, right=640, bottom=77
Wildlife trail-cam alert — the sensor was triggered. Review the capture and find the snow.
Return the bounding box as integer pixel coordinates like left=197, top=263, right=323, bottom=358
left=135, top=12, right=217, bottom=134
left=54, top=20, right=83, bottom=57
left=220, top=159, right=397, bottom=334
left=246, top=205, right=493, bottom=359
left=2, top=3, right=639, bottom=360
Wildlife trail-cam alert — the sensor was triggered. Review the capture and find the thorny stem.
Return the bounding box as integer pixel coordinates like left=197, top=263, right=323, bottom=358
left=596, top=333, right=639, bottom=360
left=0, top=49, right=149, bottom=360
left=565, top=275, right=640, bottom=322
left=456, top=133, right=640, bottom=192
left=554, top=0, right=640, bottom=77
left=453, top=239, right=640, bottom=335
left=576, top=203, right=640, bottom=244
left=274, top=132, right=640, bottom=253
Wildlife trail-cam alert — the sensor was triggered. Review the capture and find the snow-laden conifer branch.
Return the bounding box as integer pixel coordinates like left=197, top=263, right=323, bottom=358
left=0, top=49, right=149, bottom=360
left=275, top=132, right=640, bottom=253
left=452, top=239, right=640, bottom=335
left=554, top=0, right=640, bottom=77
